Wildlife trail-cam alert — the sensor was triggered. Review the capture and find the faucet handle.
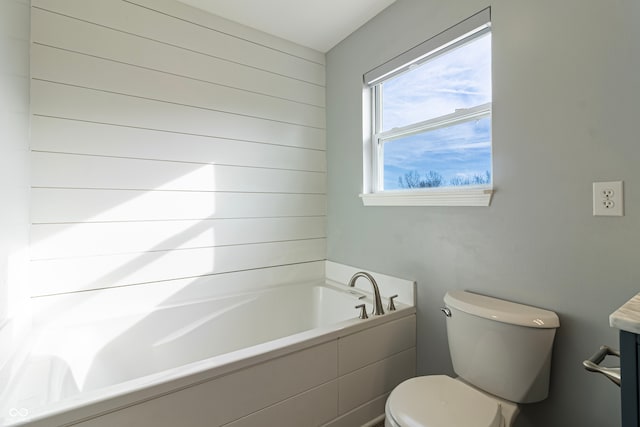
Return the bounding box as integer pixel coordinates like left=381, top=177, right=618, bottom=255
left=355, top=303, right=368, bottom=319
left=387, top=294, right=398, bottom=311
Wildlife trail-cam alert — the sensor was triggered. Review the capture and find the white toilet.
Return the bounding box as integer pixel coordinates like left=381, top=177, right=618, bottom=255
left=385, top=290, right=559, bottom=427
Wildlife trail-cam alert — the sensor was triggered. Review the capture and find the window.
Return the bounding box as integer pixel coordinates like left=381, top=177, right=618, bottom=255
left=361, top=8, right=493, bottom=206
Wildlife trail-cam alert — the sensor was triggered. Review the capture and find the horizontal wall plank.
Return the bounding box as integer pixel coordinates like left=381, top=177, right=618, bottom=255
left=31, top=8, right=324, bottom=107
left=130, top=0, right=325, bottom=65
left=30, top=239, right=327, bottom=296
left=31, top=152, right=326, bottom=194
left=31, top=263, right=327, bottom=321
left=31, top=189, right=327, bottom=223
left=32, top=44, right=325, bottom=128
left=32, top=0, right=325, bottom=85
left=31, top=116, right=325, bottom=172
left=32, top=80, right=325, bottom=150
left=31, top=217, right=326, bottom=259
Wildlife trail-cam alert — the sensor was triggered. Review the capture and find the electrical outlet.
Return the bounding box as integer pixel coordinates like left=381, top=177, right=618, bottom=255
left=593, top=181, right=624, bottom=216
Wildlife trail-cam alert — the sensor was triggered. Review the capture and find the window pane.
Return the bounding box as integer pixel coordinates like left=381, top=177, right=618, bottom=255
left=383, top=117, right=491, bottom=190
left=380, top=32, right=491, bottom=132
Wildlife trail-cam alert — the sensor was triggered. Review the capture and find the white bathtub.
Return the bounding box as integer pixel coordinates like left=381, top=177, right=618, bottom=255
left=1, top=281, right=416, bottom=427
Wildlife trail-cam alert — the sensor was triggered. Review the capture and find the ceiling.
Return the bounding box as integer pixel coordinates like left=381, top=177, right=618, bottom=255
left=176, top=0, right=396, bottom=53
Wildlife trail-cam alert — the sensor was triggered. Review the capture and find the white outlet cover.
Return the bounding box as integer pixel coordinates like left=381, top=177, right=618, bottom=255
left=593, top=181, right=624, bottom=216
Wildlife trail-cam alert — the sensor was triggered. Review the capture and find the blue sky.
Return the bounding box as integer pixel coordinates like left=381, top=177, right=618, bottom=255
left=379, top=32, right=491, bottom=189
left=384, top=118, right=491, bottom=189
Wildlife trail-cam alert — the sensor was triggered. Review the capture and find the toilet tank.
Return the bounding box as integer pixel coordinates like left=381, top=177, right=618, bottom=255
left=443, top=290, right=559, bottom=403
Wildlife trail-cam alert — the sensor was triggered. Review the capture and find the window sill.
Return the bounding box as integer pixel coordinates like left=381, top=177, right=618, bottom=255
left=359, top=187, right=494, bottom=207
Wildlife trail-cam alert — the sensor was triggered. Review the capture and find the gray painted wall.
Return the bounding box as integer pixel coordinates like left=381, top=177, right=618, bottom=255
left=0, top=0, right=30, bottom=327
left=326, top=0, right=640, bottom=425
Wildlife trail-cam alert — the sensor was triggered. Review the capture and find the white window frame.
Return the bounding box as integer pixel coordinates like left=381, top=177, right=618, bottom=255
left=360, top=8, right=493, bottom=207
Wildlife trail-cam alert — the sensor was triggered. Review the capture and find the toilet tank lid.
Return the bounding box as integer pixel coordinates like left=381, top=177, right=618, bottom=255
left=444, top=291, right=559, bottom=329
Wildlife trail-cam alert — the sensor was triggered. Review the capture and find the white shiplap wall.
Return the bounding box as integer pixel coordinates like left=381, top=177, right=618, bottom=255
left=29, top=0, right=326, bottom=297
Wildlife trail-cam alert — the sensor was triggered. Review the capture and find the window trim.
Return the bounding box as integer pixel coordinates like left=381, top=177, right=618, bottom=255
left=375, top=102, right=491, bottom=144
left=360, top=187, right=494, bottom=207
left=361, top=8, right=493, bottom=207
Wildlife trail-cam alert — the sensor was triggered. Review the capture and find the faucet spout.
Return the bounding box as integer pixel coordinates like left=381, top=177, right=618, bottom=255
left=348, top=272, right=385, bottom=316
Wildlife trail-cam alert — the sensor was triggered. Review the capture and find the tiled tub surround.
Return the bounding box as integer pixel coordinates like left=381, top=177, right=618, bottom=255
left=0, top=269, right=416, bottom=427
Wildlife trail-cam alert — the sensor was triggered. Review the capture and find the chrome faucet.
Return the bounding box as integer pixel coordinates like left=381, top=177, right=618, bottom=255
left=348, top=272, right=384, bottom=316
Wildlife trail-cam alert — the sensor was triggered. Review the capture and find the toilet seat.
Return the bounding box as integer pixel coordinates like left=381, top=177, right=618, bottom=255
left=386, top=375, right=503, bottom=427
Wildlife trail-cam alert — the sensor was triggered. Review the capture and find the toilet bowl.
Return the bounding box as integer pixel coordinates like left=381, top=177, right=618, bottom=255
left=385, top=375, right=518, bottom=427
left=384, top=290, right=559, bottom=427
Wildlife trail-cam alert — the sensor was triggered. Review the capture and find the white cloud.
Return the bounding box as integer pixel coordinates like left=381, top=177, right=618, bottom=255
left=381, top=33, right=491, bottom=131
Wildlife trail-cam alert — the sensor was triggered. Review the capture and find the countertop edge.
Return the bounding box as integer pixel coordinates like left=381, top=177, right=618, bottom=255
left=610, top=292, right=640, bottom=334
